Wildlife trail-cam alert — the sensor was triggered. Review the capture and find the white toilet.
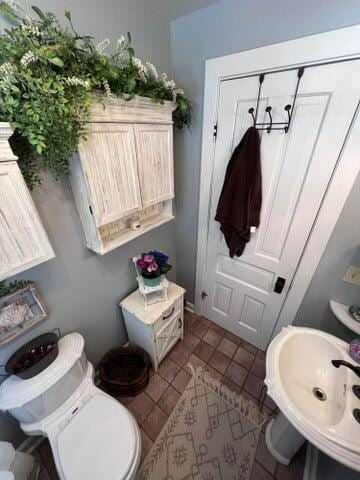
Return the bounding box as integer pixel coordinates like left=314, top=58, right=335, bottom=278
left=0, top=333, right=141, bottom=480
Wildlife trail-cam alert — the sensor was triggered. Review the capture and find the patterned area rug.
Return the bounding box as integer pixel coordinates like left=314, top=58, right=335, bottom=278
left=137, top=366, right=267, bottom=480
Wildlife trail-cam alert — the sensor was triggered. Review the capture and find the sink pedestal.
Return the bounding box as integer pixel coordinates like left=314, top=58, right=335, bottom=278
left=265, top=411, right=306, bottom=465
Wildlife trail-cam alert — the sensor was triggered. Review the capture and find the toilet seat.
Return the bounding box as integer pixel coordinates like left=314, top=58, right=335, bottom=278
left=55, top=394, right=140, bottom=480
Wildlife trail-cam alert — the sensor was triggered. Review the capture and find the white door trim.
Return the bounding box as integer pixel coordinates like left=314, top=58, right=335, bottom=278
left=195, top=25, right=360, bottom=342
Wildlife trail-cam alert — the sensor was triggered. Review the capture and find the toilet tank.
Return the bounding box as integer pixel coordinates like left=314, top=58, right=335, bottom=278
left=0, top=333, right=89, bottom=424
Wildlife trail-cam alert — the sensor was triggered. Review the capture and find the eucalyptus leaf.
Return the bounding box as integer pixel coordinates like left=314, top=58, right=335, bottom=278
left=49, top=57, right=64, bottom=67
left=31, top=5, right=46, bottom=19
left=0, top=1, right=20, bottom=22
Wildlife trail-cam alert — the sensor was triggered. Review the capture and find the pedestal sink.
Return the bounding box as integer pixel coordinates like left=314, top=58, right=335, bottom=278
left=265, top=326, right=360, bottom=472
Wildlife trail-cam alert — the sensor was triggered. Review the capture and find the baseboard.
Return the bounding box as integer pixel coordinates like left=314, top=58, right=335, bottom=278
left=303, top=443, right=319, bottom=480
left=185, top=301, right=195, bottom=314
left=17, top=435, right=44, bottom=454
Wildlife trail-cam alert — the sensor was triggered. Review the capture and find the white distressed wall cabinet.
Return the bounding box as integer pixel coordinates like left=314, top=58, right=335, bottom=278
left=70, top=96, right=176, bottom=255
left=0, top=123, right=55, bottom=281
left=120, top=282, right=185, bottom=371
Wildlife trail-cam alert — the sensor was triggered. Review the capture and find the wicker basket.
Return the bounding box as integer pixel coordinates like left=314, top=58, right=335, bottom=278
left=99, top=346, right=150, bottom=397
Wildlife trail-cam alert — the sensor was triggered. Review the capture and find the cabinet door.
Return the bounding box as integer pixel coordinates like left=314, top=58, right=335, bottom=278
left=0, top=162, right=54, bottom=280
left=155, top=310, right=183, bottom=364
left=134, top=124, right=174, bottom=209
left=78, top=123, right=142, bottom=227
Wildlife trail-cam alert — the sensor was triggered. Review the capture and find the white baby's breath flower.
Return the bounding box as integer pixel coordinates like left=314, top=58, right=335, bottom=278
left=159, top=72, right=168, bottom=82
left=0, top=62, right=16, bottom=76
left=145, top=62, right=158, bottom=80
left=116, top=36, right=126, bottom=50
left=102, top=78, right=112, bottom=99
left=132, top=57, right=147, bottom=81
left=20, top=51, right=38, bottom=67
left=96, top=39, right=110, bottom=55
left=63, top=76, right=90, bottom=88
left=172, top=87, right=184, bottom=101
left=164, top=79, right=176, bottom=90
left=21, top=22, right=42, bottom=37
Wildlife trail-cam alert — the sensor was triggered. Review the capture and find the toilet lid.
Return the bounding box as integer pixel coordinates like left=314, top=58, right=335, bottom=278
left=57, top=394, right=138, bottom=480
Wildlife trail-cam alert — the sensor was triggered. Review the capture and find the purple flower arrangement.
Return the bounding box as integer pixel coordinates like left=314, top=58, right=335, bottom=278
left=136, top=250, right=172, bottom=287
left=349, top=339, right=360, bottom=364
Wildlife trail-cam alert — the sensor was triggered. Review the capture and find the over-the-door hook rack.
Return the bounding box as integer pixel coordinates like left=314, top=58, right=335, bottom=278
left=248, top=67, right=305, bottom=133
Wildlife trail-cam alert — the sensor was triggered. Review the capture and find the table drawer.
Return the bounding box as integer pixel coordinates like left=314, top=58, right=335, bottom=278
left=153, top=296, right=183, bottom=333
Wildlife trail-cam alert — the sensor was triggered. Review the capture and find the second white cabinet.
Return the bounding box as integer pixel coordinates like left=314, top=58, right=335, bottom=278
left=0, top=123, right=55, bottom=280
left=70, top=96, right=176, bottom=255
left=120, top=282, right=185, bottom=371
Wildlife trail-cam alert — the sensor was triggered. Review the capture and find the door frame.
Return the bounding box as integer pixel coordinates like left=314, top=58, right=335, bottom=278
left=195, top=25, right=360, bottom=342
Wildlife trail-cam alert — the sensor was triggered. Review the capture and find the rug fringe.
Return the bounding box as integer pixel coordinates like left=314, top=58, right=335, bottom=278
left=188, top=364, right=267, bottom=428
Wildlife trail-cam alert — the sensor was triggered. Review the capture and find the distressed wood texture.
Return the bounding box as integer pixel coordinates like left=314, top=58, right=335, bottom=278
left=89, top=95, right=175, bottom=124
left=120, top=282, right=185, bottom=371
left=72, top=97, right=176, bottom=255
left=134, top=124, right=174, bottom=208
left=0, top=282, right=48, bottom=346
left=0, top=123, right=55, bottom=281
left=78, top=123, right=142, bottom=227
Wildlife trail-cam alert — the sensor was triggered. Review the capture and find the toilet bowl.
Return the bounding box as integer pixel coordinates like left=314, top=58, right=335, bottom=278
left=0, top=333, right=141, bottom=480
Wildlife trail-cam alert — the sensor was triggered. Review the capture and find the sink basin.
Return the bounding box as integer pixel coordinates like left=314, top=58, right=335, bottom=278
left=265, top=326, right=360, bottom=472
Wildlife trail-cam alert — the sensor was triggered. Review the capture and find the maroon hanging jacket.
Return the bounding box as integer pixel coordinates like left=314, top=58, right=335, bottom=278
left=215, top=126, right=262, bottom=258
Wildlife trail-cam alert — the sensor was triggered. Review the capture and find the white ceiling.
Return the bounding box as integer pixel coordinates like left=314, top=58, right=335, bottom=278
left=137, top=0, right=222, bottom=20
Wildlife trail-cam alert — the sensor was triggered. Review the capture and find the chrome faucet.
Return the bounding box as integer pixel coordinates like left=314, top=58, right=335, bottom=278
left=332, top=360, right=360, bottom=378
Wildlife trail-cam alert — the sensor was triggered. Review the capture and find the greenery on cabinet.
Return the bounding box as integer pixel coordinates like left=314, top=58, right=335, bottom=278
left=0, top=279, right=31, bottom=298
left=0, top=2, right=192, bottom=189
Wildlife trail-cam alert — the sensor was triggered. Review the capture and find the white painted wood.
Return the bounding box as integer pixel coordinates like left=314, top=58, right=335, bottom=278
left=89, top=95, right=175, bottom=124
left=201, top=62, right=360, bottom=350
left=134, top=124, right=174, bottom=208
left=120, top=282, right=185, bottom=370
left=0, top=124, right=54, bottom=281
left=78, top=123, right=142, bottom=227
left=71, top=97, right=176, bottom=254
left=195, top=26, right=360, bottom=347
left=329, top=300, right=360, bottom=335
left=0, top=123, right=17, bottom=162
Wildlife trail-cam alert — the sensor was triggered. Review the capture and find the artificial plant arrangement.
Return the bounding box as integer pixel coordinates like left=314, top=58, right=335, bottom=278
left=136, top=251, right=172, bottom=287
left=0, top=279, right=31, bottom=298
left=0, top=1, right=192, bottom=189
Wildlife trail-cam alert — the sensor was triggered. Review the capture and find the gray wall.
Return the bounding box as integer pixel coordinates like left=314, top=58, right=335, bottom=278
left=0, top=0, right=173, bottom=445
left=294, top=173, right=360, bottom=341
left=171, top=0, right=360, bottom=304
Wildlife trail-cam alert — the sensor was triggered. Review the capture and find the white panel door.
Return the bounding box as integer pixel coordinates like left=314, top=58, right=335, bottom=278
left=134, top=124, right=174, bottom=208
left=78, top=123, right=142, bottom=227
left=0, top=162, right=54, bottom=280
left=202, top=62, right=360, bottom=350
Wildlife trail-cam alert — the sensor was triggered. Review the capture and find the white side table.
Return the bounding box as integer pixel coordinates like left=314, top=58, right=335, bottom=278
left=120, top=282, right=186, bottom=371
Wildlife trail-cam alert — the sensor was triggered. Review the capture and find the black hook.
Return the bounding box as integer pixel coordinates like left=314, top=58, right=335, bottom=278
left=249, top=73, right=265, bottom=127
left=254, top=74, right=265, bottom=123
left=248, top=107, right=256, bottom=126
left=265, top=106, right=272, bottom=133
left=284, top=104, right=291, bottom=133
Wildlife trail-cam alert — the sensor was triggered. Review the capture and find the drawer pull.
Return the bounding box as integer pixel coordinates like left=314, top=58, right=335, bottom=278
left=163, top=307, right=175, bottom=320
left=178, top=318, right=182, bottom=329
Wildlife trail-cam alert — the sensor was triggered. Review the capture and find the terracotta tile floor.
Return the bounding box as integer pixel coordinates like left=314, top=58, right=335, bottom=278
left=35, top=312, right=306, bottom=479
